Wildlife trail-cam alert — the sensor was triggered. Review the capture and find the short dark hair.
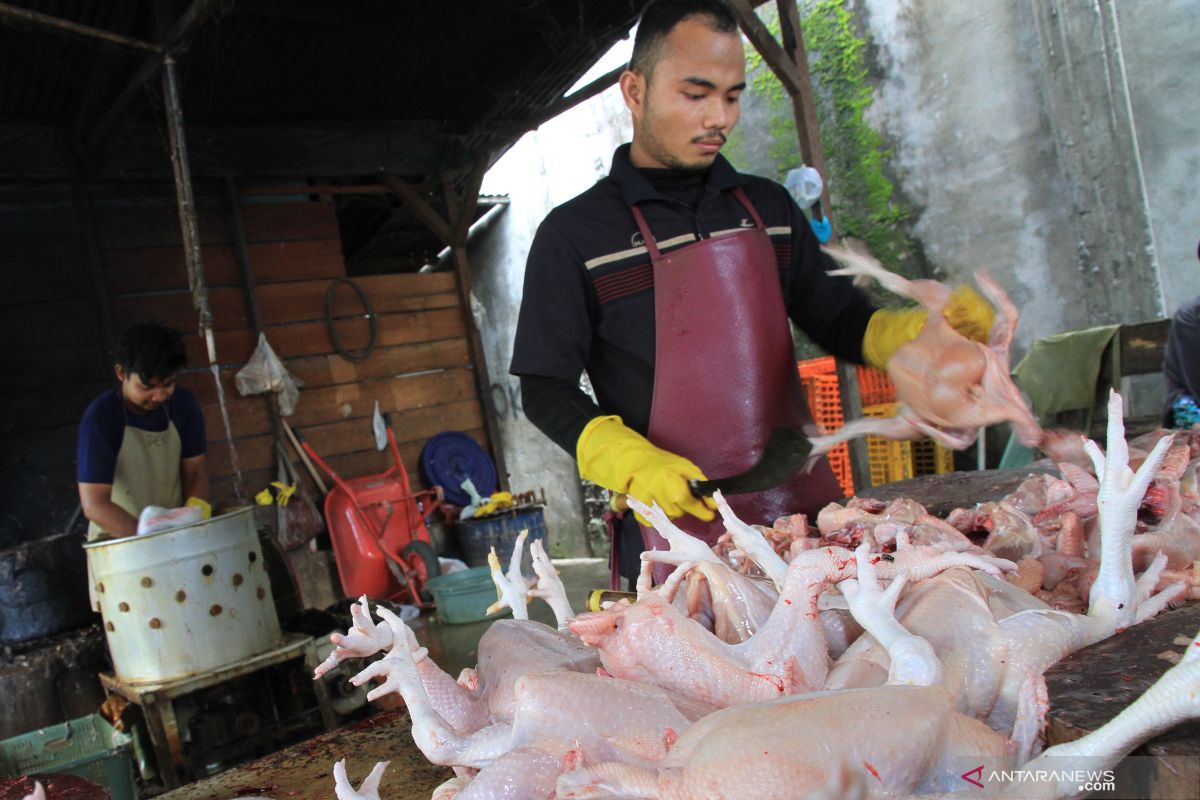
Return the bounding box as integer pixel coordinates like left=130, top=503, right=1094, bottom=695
left=114, top=322, right=186, bottom=381
left=629, top=0, right=739, bottom=78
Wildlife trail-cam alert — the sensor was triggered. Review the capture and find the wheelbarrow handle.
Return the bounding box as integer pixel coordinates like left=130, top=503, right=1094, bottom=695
left=281, top=420, right=328, bottom=495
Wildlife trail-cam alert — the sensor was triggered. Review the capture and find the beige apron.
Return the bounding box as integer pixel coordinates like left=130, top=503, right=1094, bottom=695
left=87, top=397, right=184, bottom=542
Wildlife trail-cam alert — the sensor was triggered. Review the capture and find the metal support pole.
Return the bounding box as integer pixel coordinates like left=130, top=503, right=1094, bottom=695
left=162, top=56, right=211, bottom=335
left=163, top=55, right=244, bottom=500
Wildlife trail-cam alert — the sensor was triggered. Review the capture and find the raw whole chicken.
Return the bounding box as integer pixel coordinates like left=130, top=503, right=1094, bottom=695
left=567, top=495, right=1011, bottom=709
left=555, top=626, right=1200, bottom=800
left=304, top=391, right=1199, bottom=800
left=315, top=538, right=598, bottom=737
left=826, top=393, right=1187, bottom=734
left=806, top=247, right=1085, bottom=463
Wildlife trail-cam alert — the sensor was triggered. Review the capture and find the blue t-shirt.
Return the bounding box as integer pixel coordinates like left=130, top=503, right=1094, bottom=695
left=76, top=386, right=207, bottom=484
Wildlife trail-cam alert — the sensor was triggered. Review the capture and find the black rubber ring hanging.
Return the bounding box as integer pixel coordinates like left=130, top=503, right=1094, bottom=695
left=326, top=277, right=377, bottom=363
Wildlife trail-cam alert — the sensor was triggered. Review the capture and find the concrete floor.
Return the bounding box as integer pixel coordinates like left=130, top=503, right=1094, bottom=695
left=406, top=558, right=612, bottom=678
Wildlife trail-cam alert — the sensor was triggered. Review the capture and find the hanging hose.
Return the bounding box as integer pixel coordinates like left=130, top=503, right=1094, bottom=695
left=326, top=277, right=377, bottom=363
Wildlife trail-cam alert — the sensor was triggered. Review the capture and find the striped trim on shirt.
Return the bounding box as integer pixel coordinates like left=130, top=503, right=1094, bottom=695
left=589, top=226, right=795, bottom=306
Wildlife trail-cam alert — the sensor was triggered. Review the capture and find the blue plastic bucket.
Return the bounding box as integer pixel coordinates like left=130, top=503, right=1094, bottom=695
left=423, top=566, right=510, bottom=625
left=454, top=507, right=547, bottom=574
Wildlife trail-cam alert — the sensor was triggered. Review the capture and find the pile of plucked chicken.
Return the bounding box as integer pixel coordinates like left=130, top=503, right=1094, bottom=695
left=16, top=257, right=1179, bottom=800
left=283, top=254, right=1200, bottom=800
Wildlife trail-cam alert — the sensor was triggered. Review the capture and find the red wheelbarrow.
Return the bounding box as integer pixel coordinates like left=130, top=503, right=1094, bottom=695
left=296, top=415, right=443, bottom=607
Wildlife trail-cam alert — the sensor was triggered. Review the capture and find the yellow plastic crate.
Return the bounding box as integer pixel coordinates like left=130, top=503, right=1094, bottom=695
left=911, top=437, right=955, bottom=477
left=862, top=403, right=914, bottom=486
left=862, top=403, right=955, bottom=485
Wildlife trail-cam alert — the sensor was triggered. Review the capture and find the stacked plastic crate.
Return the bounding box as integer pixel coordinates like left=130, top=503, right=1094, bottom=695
left=797, top=356, right=854, bottom=497
left=797, top=358, right=954, bottom=494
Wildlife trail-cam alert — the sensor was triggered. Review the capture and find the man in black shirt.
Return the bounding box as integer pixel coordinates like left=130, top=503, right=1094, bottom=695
left=511, top=0, right=993, bottom=584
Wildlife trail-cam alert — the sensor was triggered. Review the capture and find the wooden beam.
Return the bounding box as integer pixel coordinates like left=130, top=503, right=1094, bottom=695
left=83, top=0, right=225, bottom=153
left=450, top=243, right=510, bottom=490
left=0, top=2, right=162, bottom=53
left=777, top=0, right=835, bottom=232
left=726, top=0, right=804, bottom=96
left=442, top=177, right=460, bottom=231
left=385, top=162, right=510, bottom=487
left=730, top=0, right=837, bottom=236
left=450, top=157, right=488, bottom=245
left=383, top=173, right=453, bottom=245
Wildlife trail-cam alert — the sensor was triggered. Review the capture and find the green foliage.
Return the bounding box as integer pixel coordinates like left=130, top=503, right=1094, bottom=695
left=728, top=1, right=924, bottom=286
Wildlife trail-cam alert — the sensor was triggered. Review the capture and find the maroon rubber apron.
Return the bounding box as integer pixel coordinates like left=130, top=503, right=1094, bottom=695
left=631, top=188, right=843, bottom=582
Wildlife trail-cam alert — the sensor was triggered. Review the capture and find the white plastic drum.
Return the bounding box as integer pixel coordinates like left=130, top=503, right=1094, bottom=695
left=84, top=507, right=282, bottom=684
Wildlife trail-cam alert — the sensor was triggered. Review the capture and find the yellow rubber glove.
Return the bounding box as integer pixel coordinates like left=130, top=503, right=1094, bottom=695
left=942, top=285, right=995, bottom=344
left=862, top=285, right=996, bottom=369
left=186, top=496, right=213, bottom=518
left=270, top=481, right=297, bottom=507
left=577, top=415, right=715, bottom=524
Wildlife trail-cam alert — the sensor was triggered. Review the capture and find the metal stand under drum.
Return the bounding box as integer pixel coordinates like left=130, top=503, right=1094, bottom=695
left=98, top=632, right=336, bottom=790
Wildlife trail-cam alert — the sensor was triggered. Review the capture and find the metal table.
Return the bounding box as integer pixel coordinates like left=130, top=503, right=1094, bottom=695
left=99, top=632, right=336, bottom=789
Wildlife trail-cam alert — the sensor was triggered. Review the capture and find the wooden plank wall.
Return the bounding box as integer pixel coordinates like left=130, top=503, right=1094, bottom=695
left=0, top=191, right=489, bottom=542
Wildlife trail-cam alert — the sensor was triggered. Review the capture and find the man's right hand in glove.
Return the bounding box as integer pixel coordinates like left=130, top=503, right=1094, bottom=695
left=576, top=415, right=715, bottom=524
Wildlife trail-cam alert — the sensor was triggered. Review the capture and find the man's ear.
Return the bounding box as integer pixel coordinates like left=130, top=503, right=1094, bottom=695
left=114, top=364, right=126, bottom=382
left=619, top=69, right=646, bottom=115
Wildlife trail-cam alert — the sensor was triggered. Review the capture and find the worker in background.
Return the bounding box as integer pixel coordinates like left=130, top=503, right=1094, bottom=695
left=1163, top=240, right=1200, bottom=428
left=77, top=321, right=209, bottom=541
left=510, top=0, right=994, bottom=584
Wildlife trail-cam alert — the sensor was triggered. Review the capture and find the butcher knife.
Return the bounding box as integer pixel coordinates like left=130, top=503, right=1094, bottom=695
left=610, top=426, right=814, bottom=511
left=687, top=425, right=813, bottom=498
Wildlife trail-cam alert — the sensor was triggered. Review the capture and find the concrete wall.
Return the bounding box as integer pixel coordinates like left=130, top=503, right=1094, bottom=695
left=1116, top=0, right=1200, bottom=312
left=863, top=0, right=1198, bottom=320
left=470, top=52, right=632, bottom=557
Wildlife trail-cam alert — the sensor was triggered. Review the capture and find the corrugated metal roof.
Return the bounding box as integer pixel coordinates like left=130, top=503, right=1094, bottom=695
left=0, top=0, right=641, bottom=166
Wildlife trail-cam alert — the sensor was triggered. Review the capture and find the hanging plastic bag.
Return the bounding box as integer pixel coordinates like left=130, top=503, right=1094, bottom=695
left=785, top=165, right=823, bottom=211
left=235, top=332, right=304, bottom=416
left=373, top=401, right=388, bottom=451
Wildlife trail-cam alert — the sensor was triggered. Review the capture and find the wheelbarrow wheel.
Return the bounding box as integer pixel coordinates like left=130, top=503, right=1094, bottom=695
left=402, top=540, right=439, bottom=605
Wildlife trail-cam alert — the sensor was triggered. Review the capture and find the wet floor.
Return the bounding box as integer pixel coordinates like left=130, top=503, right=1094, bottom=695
left=406, top=558, right=613, bottom=678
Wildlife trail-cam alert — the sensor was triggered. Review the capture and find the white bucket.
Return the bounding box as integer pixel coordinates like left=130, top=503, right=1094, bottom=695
left=84, top=506, right=282, bottom=684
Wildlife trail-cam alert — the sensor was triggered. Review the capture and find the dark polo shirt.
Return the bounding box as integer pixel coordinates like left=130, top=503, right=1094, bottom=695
left=510, top=144, right=875, bottom=451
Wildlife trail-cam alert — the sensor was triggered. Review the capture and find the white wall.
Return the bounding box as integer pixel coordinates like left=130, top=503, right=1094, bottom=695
left=468, top=42, right=633, bottom=556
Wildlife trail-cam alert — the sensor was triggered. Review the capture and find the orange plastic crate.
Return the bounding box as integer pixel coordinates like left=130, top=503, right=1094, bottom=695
left=798, top=355, right=837, bottom=380
left=797, top=358, right=853, bottom=496
left=856, top=365, right=895, bottom=406
left=797, top=358, right=951, bottom=493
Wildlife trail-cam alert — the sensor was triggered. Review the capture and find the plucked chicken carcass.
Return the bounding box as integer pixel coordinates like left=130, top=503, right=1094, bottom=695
left=569, top=495, right=1009, bottom=709
left=555, top=625, right=1200, bottom=800
left=315, top=537, right=599, bottom=737
left=305, top=394, right=1196, bottom=800
left=806, top=247, right=1086, bottom=464
left=825, top=393, right=1187, bottom=735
